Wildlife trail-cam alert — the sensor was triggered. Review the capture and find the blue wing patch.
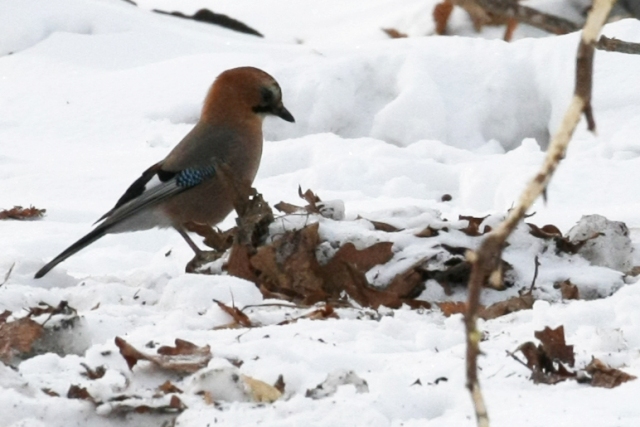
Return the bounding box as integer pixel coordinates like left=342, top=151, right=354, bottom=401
left=176, top=165, right=216, bottom=188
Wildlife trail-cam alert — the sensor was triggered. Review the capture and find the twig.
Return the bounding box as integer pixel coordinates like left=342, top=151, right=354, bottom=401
left=596, top=35, right=640, bottom=54
left=459, top=0, right=580, bottom=34
left=505, top=350, right=531, bottom=371
left=0, top=262, right=15, bottom=287
left=463, top=1, right=616, bottom=426
left=528, top=256, right=540, bottom=294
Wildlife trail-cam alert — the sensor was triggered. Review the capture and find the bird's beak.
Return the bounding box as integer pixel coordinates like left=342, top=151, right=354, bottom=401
left=274, top=104, right=295, bottom=123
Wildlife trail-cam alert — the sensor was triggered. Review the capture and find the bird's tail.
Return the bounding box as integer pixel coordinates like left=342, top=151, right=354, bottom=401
left=34, top=227, right=108, bottom=279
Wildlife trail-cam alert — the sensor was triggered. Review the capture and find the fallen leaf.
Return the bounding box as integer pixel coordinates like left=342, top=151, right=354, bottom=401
left=42, top=388, right=60, bottom=397
left=298, top=186, right=321, bottom=212
left=251, top=223, right=327, bottom=304
left=515, top=342, right=573, bottom=385
left=213, top=299, right=253, bottom=328
left=67, top=385, right=95, bottom=402
left=585, top=358, right=636, bottom=388
left=382, top=28, right=407, bottom=38
left=556, top=232, right=603, bottom=254
left=273, top=375, right=286, bottom=394
left=386, top=265, right=426, bottom=301
left=479, top=293, right=534, bottom=320
left=415, top=226, right=441, bottom=238
left=104, top=394, right=187, bottom=415
left=80, top=363, right=106, bottom=380
left=534, top=325, right=575, bottom=367
left=459, top=215, right=490, bottom=236
left=0, top=317, right=44, bottom=362
left=115, top=337, right=212, bottom=373
left=0, top=205, right=46, bottom=220
left=278, top=304, right=339, bottom=325
left=158, top=381, right=183, bottom=394
left=27, top=301, right=76, bottom=319
left=325, top=242, right=394, bottom=278
left=274, top=201, right=305, bottom=214
left=226, top=244, right=259, bottom=282
left=366, top=219, right=402, bottom=232
left=554, top=280, right=579, bottom=300
left=437, top=301, right=467, bottom=317
left=527, top=223, right=562, bottom=239
left=185, top=222, right=235, bottom=252
left=242, top=374, right=282, bottom=403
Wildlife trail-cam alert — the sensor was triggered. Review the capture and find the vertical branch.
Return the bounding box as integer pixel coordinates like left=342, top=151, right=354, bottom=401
left=463, top=1, right=616, bottom=426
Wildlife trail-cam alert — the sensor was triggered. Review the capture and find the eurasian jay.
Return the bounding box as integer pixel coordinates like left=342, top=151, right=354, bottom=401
left=35, top=66, right=294, bottom=278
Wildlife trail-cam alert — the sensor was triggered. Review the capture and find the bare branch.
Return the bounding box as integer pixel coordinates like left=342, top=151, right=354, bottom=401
left=462, top=1, right=616, bottom=426
left=597, top=35, right=640, bottom=54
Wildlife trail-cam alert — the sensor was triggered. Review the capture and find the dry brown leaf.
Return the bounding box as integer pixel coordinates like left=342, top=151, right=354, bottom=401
left=527, top=223, right=562, bottom=239
left=585, top=358, right=636, bottom=388
left=251, top=223, right=327, bottom=304
left=274, top=201, right=305, bottom=214
left=433, top=0, right=454, bottom=35
left=27, top=301, right=76, bottom=319
left=111, top=394, right=187, bottom=414
left=515, top=342, right=574, bottom=385
left=298, top=186, right=321, bottom=213
left=278, top=304, right=339, bottom=325
left=227, top=244, right=259, bottom=282
left=0, top=206, right=46, bottom=220
left=67, top=385, right=95, bottom=402
left=627, top=266, right=640, bottom=276
left=242, top=374, right=282, bottom=402
left=415, top=226, right=441, bottom=238
left=386, top=266, right=426, bottom=301
left=0, top=317, right=44, bottom=362
left=459, top=215, right=490, bottom=236
left=478, top=293, right=534, bottom=320
left=42, top=388, right=60, bottom=397
left=382, top=28, right=408, bottom=38
left=115, top=337, right=212, bottom=373
left=437, top=301, right=467, bottom=317
left=185, top=222, right=235, bottom=252
left=339, top=264, right=405, bottom=309
left=80, top=363, right=106, bottom=380
left=555, top=279, right=579, bottom=300
left=273, top=375, right=286, bottom=394
left=535, top=325, right=575, bottom=367
left=213, top=299, right=253, bottom=328
left=367, top=219, right=402, bottom=232
left=555, top=232, right=603, bottom=254
left=328, top=242, right=394, bottom=274
left=158, top=381, right=183, bottom=394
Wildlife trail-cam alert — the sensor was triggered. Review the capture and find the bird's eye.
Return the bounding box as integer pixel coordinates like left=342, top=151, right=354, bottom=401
left=261, top=88, right=274, bottom=104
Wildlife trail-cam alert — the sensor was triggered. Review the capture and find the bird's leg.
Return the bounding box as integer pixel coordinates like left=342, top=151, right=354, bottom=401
left=175, top=226, right=204, bottom=256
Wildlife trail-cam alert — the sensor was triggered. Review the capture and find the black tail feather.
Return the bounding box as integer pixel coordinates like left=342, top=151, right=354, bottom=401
left=34, top=227, right=108, bottom=279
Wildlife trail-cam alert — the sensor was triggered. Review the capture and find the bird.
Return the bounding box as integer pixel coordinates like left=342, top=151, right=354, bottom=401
left=35, top=66, right=295, bottom=279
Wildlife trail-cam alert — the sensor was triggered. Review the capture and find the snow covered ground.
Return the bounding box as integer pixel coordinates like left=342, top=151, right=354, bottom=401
left=2, top=0, right=640, bottom=426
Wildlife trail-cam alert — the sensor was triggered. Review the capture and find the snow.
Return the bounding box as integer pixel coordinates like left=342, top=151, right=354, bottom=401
left=1, top=0, right=640, bottom=425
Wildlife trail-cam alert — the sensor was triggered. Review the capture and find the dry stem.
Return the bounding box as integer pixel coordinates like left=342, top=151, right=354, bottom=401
left=463, top=1, right=616, bottom=426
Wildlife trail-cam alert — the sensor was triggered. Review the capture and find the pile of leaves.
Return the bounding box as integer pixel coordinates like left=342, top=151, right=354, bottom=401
left=185, top=187, right=609, bottom=314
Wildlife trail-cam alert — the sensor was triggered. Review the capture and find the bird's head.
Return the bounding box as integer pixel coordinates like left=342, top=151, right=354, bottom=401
left=202, top=66, right=295, bottom=124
